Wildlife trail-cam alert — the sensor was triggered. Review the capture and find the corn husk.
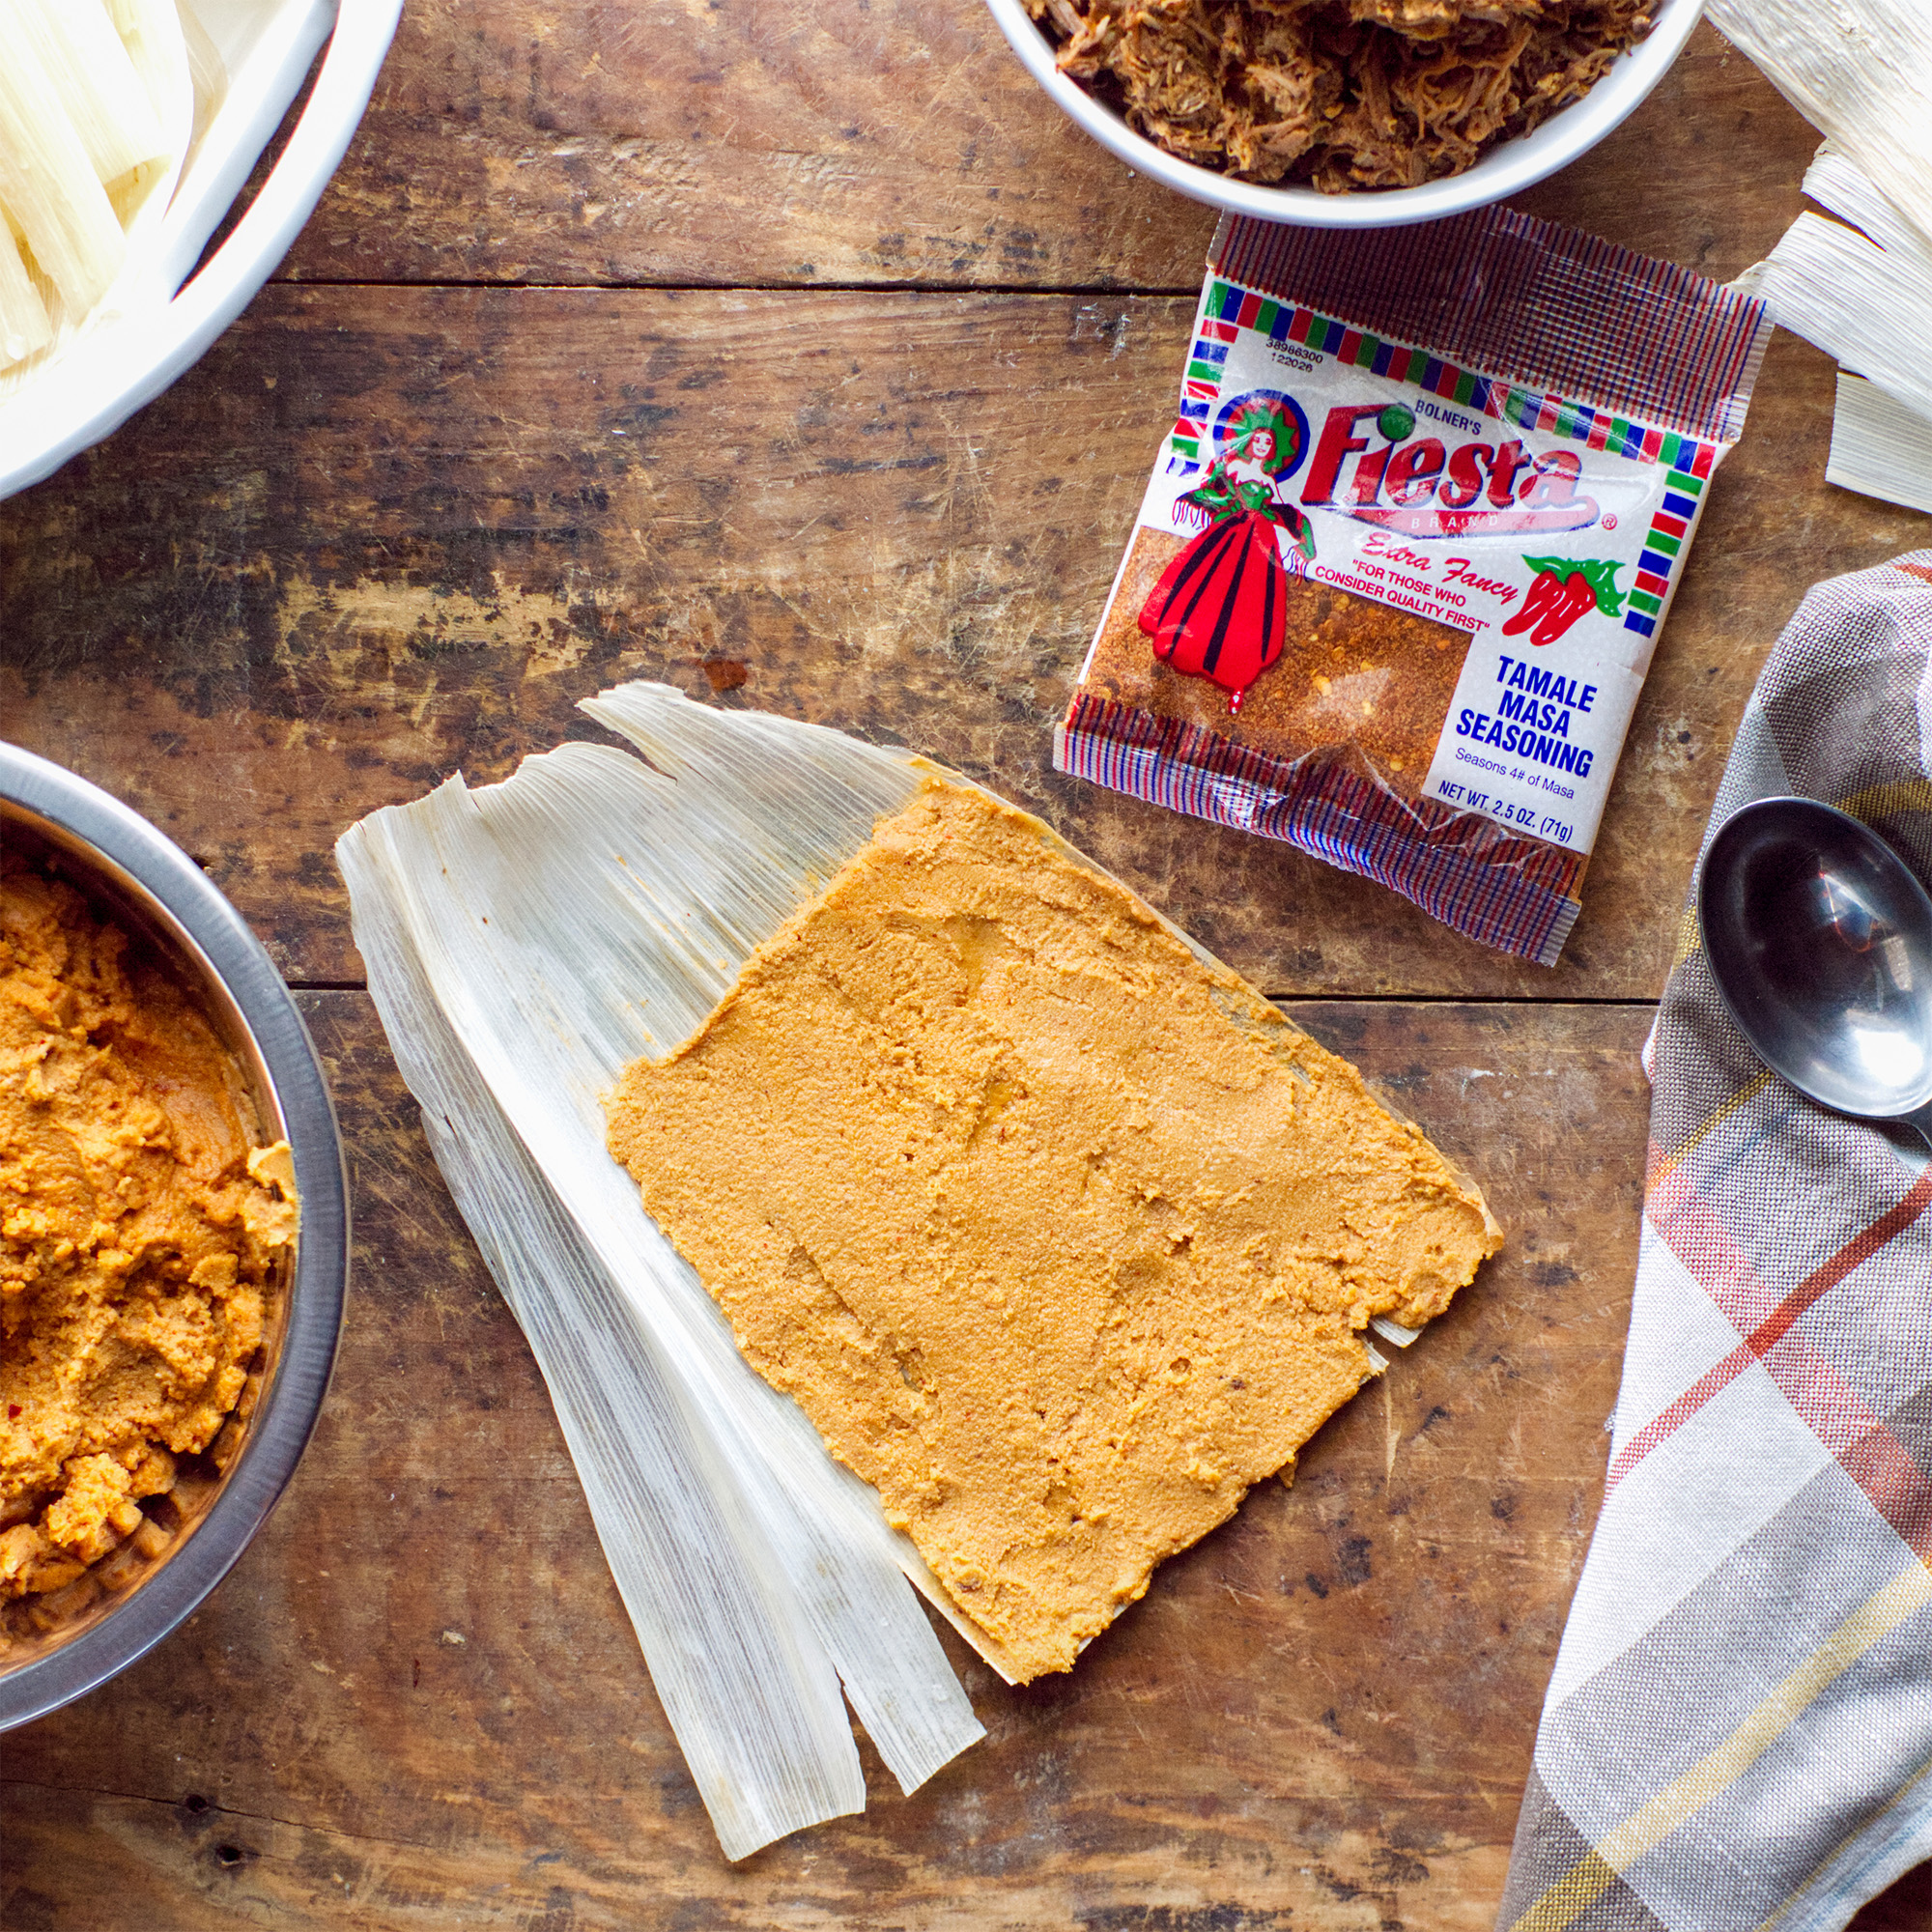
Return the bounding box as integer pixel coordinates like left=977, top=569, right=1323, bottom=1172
left=1803, top=144, right=1918, bottom=259
left=1709, top=0, right=1932, bottom=258
left=1740, top=148, right=1932, bottom=514
left=1715, top=2, right=1932, bottom=508
left=1371, top=1316, right=1422, bottom=1348
left=99, top=0, right=196, bottom=222
left=1751, top=213, right=1932, bottom=423
left=173, top=0, right=228, bottom=150
left=0, top=10, right=130, bottom=315
left=4, top=0, right=167, bottom=194
left=340, top=683, right=1485, bottom=1847
left=0, top=216, right=52, bottom=365
left=1827, top=373, right=1932, bottom=515
left=0, top=0, right=198, bottom=383
left=337, top=686, right=994, bottom=1861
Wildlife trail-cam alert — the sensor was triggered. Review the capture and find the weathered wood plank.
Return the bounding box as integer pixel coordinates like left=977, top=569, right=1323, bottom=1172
left=5, top=292, right=1918, bottom=1002
left=289, top=12, right=1814, bottom=294
left=2, top=992, right=1647, bottom=1931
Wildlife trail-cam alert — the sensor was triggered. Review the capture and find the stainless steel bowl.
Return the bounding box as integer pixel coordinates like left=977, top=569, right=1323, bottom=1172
left=0, top=743, right=349, bottom=1730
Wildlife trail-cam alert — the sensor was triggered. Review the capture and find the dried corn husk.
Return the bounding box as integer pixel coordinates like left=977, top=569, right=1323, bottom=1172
left=337, top=686, right=992, bottom=1861
left=340, top=683, right=1481, bottom=1847
left=7, top=0, right=167, bottom=197
left=173, top=0, right=228, bottom=150
left=1714, top=2, right=1932, bottom=506
left=0, top=217, right=52, bottom=366
left=99, top=0, right=197, bottom=220
left=1752, top=213, right=1932, bottom=423
left=1709, top=1, right=1932, bottom=257
left=1803, top=144, right=1918, bottom=258
left=0, top=0, right=201, bottom=384
left=1742, top=148, right=1932, bottom=514
left=1828, top=373, right=1932, bottom=515
left=0, top=12, right=130, bottom=315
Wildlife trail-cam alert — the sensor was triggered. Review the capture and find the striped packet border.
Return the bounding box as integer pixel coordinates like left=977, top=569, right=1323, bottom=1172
left=1057, top=694, right=1586, bottom=968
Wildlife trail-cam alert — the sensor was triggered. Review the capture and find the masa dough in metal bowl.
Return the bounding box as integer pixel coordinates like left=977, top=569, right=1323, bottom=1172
left=0, top=856, right=297, bottom=1608
left=607, top=779, right=1499, bottom=1681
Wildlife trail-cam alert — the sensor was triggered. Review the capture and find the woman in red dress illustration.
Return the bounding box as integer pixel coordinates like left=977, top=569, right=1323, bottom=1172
left=1140, top=398, right=1316, bottom=714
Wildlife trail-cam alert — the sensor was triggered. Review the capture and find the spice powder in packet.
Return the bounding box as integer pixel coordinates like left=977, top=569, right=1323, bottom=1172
left=1057, top=209, right=1773, bottom=966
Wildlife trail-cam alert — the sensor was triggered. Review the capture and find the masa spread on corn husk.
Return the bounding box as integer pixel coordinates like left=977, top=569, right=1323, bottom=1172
left=607, top=777, right=1500, bottom=1681
left=1025, top=0, right=1656, bottom=190
left=0, top=855, right=296, bottom=1604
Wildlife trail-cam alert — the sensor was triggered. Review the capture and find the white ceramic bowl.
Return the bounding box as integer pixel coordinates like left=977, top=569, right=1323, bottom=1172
left=982, top=0, right=1707, bottom=228
left=0, top=0, right=402, bottom=502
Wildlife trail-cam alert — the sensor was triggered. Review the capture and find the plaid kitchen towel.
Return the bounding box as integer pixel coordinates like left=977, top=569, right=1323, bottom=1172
left=1499, top=552, right=1932, bottom=1932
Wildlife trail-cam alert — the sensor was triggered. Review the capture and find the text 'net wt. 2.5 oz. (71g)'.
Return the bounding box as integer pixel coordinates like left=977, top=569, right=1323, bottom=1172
left=1057, top=209, right=1773, bottom=966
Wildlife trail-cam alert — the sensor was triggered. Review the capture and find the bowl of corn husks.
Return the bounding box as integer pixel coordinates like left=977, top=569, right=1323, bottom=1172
left=0, top=0, right=401, bottom=502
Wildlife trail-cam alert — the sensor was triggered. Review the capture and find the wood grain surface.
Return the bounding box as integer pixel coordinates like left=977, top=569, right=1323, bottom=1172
left=5, top=2, right=1932, bottom=1926
left=4, top=301, right=1923, bottom=1001
left=294, top=7, right=1805, bottom=294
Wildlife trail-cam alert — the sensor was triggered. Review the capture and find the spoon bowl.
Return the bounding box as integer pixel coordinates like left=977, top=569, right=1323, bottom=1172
left=1698, top=797, right=1932, bottom=1138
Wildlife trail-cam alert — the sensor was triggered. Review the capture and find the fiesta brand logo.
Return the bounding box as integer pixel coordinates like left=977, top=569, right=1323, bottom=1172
left=1209, top=387, right=1311, bottom=480
left=1298, top=402, right=1600, bottom=538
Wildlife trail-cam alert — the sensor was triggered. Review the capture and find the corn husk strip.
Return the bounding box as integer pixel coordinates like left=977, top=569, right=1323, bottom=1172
left=2, top=0, right=167, bottom=193
left=338, top=692, right=989, bottom=1859
left=0, top=19, right=128, bottom=314
left=1709, top=0, right=1932, bottom=257
left=345, top=866, right=867, bottom=1857
left=0, top=0, right=192, bottom=384
left=1746, top=150, right=1932, bottom=509
left=0, top=216, right=51, bottom=365
left=173, top=0, right=227, bottom=151
left=1827, top=373, right=1932, bottom=515
left=1752, top=213, right=1932, bottom=425
left=99, top=0, right=194, bottom=224
left=1802, top=144, right=1918, bottom=259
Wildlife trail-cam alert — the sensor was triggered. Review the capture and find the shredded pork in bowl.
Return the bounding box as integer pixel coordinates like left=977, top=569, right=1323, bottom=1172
left=985, top=0, right=1702, bottom=224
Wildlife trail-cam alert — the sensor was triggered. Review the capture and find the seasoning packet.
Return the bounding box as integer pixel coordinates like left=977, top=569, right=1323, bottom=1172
left=1056, top=209, right=1773, bottom=965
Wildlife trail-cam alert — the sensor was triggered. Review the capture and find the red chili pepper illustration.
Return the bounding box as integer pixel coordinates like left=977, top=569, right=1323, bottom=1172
left=1502, top=556, right=1626, bottom=646
left=1502, top=568, right=1595, bottom=644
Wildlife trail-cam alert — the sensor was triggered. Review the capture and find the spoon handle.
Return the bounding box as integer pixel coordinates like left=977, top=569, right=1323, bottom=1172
left=1903, top=1104, right=1932, bottom=1156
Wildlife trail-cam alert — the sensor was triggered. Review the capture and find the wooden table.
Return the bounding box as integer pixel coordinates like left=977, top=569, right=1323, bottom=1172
left=5, top=8, right=1929, bottom=1926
